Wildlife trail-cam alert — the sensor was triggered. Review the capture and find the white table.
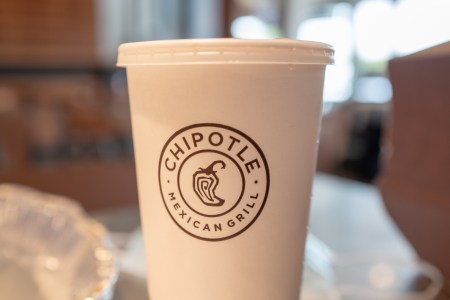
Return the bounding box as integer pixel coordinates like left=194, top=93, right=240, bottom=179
left=93, top=173, right=419, bottom=300
left=309, top=173, right=415, bottom=257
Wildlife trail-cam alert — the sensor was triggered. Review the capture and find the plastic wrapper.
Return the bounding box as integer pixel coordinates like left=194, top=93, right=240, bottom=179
left=0, top=184, right=118, bottom=300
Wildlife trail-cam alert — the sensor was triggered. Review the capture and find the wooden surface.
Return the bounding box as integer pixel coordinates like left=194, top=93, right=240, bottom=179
left=0, top=0, right=96, bottom=68
left=0, top=74, right=137, bottom=211
left=1, top=159, right=138, bottom=211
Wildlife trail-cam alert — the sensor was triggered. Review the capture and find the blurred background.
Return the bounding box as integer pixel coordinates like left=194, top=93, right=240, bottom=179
left=0, top=0, right=449, bottom=210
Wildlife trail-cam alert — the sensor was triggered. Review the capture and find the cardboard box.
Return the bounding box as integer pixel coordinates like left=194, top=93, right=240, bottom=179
left=378, top=42, right=450, bottom=281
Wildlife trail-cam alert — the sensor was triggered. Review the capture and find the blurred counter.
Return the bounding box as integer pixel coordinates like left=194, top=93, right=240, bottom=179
left=91, top=173, right=450, bottom=299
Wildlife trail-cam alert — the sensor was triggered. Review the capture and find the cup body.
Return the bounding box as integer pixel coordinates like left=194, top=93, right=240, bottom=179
left=118, top=39, right=333, bottom=300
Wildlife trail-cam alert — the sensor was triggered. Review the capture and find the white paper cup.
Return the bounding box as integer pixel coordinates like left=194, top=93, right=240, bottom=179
left=118, top=38, right=334, bottom=300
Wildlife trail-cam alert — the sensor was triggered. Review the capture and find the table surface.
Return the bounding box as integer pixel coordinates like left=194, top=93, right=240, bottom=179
left=92, top=173, right=448, bottom=299
left=308, top=173, right=414, bottom=257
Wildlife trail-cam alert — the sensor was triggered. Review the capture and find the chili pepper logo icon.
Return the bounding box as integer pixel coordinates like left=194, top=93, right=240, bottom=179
left=193, top=160, right=226, bottom=207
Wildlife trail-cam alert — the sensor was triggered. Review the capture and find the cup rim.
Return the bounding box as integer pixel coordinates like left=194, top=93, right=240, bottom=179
left=117, top=38, right=334, bottom=66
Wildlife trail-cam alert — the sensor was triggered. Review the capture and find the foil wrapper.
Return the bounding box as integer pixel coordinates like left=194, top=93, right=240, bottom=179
left=0, top=184, right=118, bottom=300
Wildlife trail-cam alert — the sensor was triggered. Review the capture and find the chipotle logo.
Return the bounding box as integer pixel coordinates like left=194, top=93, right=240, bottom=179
left=159, top=124, right=270, bottom=241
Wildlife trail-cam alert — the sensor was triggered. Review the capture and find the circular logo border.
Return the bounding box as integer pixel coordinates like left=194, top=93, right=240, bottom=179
left=158, top=123, right=270, bottom=241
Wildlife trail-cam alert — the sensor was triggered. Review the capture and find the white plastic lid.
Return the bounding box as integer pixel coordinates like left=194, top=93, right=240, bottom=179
left=117, top=38, right=334, bottom=66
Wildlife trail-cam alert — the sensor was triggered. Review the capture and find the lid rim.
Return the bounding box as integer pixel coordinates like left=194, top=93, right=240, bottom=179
left=117, top=38, right=334, bottom=67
